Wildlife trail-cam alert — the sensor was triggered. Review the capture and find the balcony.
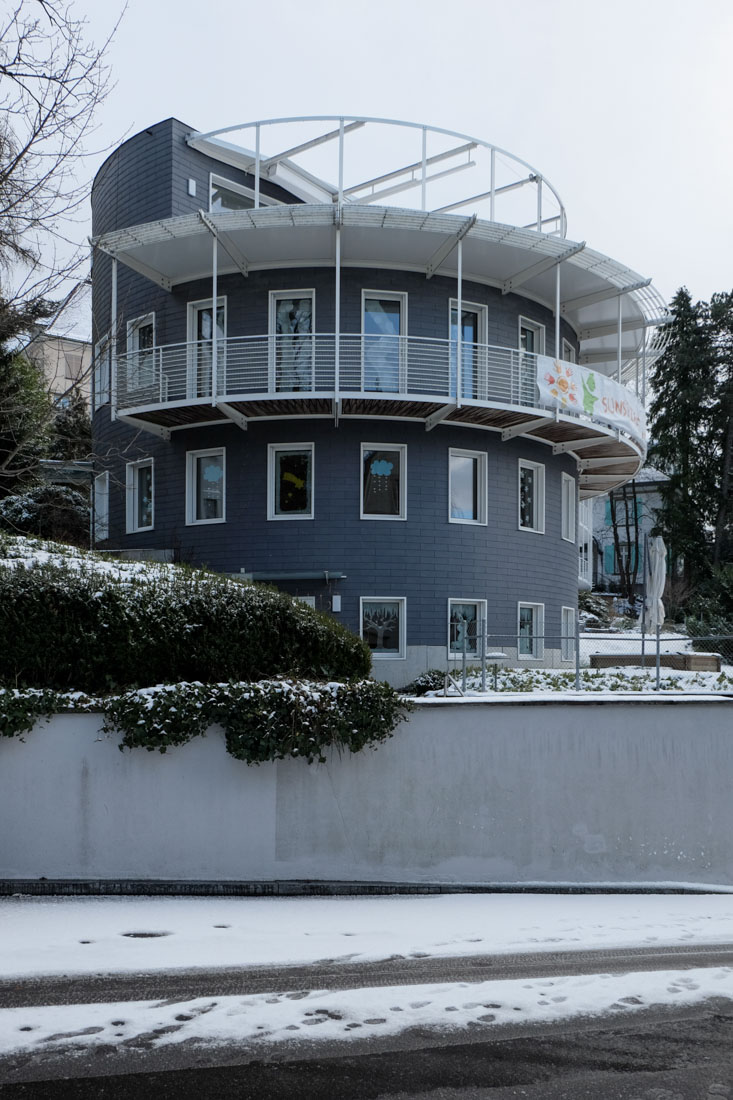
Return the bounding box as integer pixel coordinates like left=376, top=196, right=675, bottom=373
left=113, top=333, right=647, bottom=496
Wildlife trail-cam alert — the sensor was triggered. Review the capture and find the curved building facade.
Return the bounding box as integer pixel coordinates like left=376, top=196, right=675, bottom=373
left=91, top=117, right=664, bottom=684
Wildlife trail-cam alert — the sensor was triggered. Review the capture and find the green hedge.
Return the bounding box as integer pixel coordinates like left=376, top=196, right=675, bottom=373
left=0, top=560, right=371, bottom=691
left=0, top=681, right=412, bottom=765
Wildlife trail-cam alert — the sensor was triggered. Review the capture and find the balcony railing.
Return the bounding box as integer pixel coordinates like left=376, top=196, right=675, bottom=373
left=115, top=333, right=643, bottom=450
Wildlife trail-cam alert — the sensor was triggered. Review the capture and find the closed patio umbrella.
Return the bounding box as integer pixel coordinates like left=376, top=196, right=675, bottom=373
left=645, top=536, right=667, bottom=633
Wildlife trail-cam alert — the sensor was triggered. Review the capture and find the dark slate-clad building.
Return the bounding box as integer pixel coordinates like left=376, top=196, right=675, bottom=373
left=90, top=116, right=665, bottom=685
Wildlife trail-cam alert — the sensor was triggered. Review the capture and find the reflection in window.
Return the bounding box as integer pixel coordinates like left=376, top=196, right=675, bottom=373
left=519, top=461, right=544, bottom=532
left=449, top=449, right=486, bottom=524
left=363, top=296, right=403, bottom=392
left=450, top=305, right=481, bottom=399
left=361, top=598, right=404, bottom=657
left=518, top=603, right=544, bottom=659
left=127, top=460, right=153, bottom=532
left=211, top=181, right=255, bottom=211
left=449, top=601, right=482, bottom=655
left=273, top=295, right=313, bottom=390
left=271, top=445, right=313, bottom=518
left=362, top=446, right=404, bottom=518
left=187, top=450, right=225, bottom=524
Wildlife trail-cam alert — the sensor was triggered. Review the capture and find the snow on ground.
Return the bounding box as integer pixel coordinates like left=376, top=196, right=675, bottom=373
left=2, top=967, right=732, bottom=1057
left=3, top=893, right=733, bottom=980
left=3, top=892, right=733, bottom=1056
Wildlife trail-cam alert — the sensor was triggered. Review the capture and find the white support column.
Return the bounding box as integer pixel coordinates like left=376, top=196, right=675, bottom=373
left=110, top=257, right=118, bottom=420
left=456, top=237, right=463, bottom=408
left=536, top=177, right=542, bottom=232
left=211, top=232, right=218, bottom=403
left=334, top=224, right=341, bottom=397
left=490, top=147, right=496, bottom=222
left=338, top=118, right=344, bottom=207
left=555, top=262, right=561, bottom=358
left=642, top=339, right=647, bottom=404
left=421, top=127, right=427, bottom=212
left=254, top=124, right=261, bottom=209
left=617, top=295, right=623, bottom=383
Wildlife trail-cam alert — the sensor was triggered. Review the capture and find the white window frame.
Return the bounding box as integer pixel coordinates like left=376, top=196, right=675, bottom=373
left=562, top=337, right=576, bottom=364
left=518, top=460, right=545, bottom=534
left=126, top=458, right=154, bottom=533
left=519, top=316, right=546, bottom=355
left=448, top=448, right=487, bottom=526
left=448, top=599, right=487, bottom=657
left=448, top=298, right=489, bottom=399
left=186, top=296, right=227, bottom=399
left=267, top=442, right=314, bottom=521
left=518, top=602, right=545, bottom=660
left=561, top=472, right=576, bottom=543
left=361, top=290, right=408, bottom=392
left=125, top=313, right=156, bottom=393
left=93, top=333, right=111, bottom=411
left=93, top=470, right=109, bottom=542
left=208, top=172, right=282, bottom=212
left=186, top=447, right=226, bottom=526
left=561, top=606, right=575, bottom=663
left=268, top=289, right=316, bottom=391
left=360, top=443, right=407, bottom=521
left=360, top=596, right=406, bottom=660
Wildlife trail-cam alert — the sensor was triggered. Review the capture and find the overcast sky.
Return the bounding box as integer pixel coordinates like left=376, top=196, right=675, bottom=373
left=82, top=0, right=732, bottom=311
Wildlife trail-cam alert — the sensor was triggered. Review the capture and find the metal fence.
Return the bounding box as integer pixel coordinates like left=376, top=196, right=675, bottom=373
left=442, top=620, right=733, bottom=695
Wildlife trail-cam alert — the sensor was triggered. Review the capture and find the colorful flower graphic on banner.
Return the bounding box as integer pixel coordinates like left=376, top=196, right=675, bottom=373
left=536, top=355, right=646, bottom=448
left=542, top=359, right=579, bottom=408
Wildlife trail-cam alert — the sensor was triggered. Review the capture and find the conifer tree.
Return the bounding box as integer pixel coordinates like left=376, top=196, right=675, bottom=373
left=648, top=288, right=716, bottom=584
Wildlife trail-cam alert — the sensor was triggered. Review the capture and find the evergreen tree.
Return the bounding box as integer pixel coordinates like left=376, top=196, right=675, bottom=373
left=710, top=291, right=733, bottom=565
left=648, top=288, right=717, bottom=584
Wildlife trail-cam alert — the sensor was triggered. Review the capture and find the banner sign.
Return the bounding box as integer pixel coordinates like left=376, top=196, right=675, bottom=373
left=536, top=355, right=647, bottom=448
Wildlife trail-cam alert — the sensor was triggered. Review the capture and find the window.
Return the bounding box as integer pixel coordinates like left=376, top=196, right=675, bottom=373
left=126, top=313, right=155, bottom=393
left=562, top=338, right=576, bottom=364
left=578, top=498, right=593, bottom=586
left=561, top=606, right=575, bottom=662
left=518, top=460, right=545, bottom=533
left=186, top=448, right=225, bottom=524
left=561, top=473, right=576, bottom=542
left=518, top=602, right=544, bottom=659
left=448, top=600, right=487, bottom=657
left=360, top=597, right=406, bottom=659
left=362, top=291, right=407, bottom=392
left=519, top=317, right=545, bottom=356
left=449, top=449, right=487, bottom=524
left=361, top=444, right=406, bottom=519
left=126, top=459, right=154, bottom=532
left=268, top=443, right=314, bottom=519
left=93, top=334, right=111, bottom=411
left=269, top=290, right=314, bottom=391
left=93, top=471, right=109, bottom=542
left=209, top=174, right=281, bottom=212
left=449, top=299, right=488, bottom=399
left=187, top=298, right=226, bottom=399
left=605, top=542, right=641, bottom=575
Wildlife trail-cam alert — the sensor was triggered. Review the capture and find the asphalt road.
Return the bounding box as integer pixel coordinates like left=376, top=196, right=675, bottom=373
left=2, top=944, right=733, bottom=1097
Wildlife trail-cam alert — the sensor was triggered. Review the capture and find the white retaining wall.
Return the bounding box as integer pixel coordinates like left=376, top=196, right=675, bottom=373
left=2, top=698, right=733, bottom=885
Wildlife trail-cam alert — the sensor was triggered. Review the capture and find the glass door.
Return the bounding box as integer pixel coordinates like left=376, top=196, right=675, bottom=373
left=187, top=299, right=226, bottom=399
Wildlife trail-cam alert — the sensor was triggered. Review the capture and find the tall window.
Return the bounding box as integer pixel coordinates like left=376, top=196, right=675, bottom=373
left=449, top=449, right=487, bottom=524
left=519, top=317, right=545, bottom=355
left=518, top=602, right=544, bottom=659
left=93, top=335, right=111, bottom=411
left=126, top=314, right=155, bottom=393
left=518, top=460, right=545, bottom=533
left=578, top=498, right=593, bottom=587
left=562, top=338, right=576, bottom=364
left=269, top=290, right=314, bottom=391
left=449, top=300, right=487, bottom=400
left=448, top=600, right=487, bottom=656
left=186, top=448, right=225, bottom=525
left=561, top=606, right=575, bottom=662
left=187, top=298, right=226, bottom=399
left=93, top=471, right=109, bottom=542
left=126, top=459, right=154, bottom=532
left=561, top=473, right=576, bottom=542
left=268, top=443, right=314, bottom=519
left=361, top=598, right=406, bottom=659
left=361, top=444, right=406, bottom=519
left=362, top=291, right=406, bottom=392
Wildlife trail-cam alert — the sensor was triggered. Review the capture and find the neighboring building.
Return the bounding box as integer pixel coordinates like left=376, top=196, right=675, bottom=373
left=90, top=116, right=665, bottom=684
left=593, top=466, right=669, bottom=595
left=24, top=331, right=92, bottom=406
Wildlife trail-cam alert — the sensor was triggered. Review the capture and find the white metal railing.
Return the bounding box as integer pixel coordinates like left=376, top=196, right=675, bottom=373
left=115, top=333, right=626, bottom=439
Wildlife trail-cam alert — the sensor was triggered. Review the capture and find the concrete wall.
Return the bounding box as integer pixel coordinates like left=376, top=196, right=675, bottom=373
left=3, top=699, right=733, bottom=886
